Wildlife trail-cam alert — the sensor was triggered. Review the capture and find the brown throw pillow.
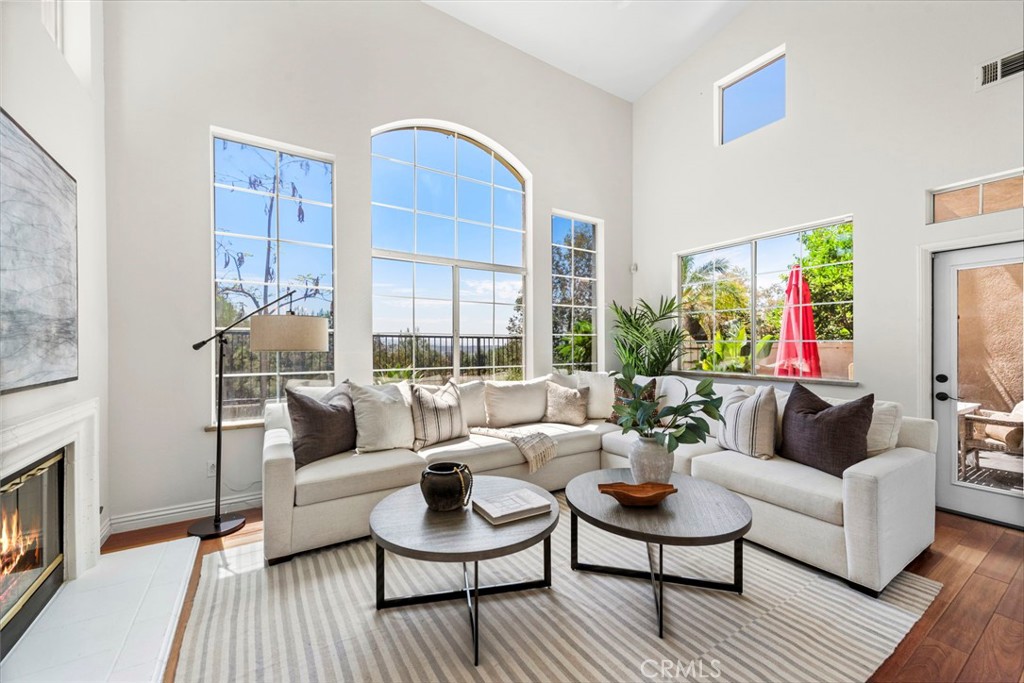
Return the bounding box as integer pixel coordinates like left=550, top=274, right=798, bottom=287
left=607, top=378, right=657, bottom=424
left=780, top=383, right=874, bottom=477
left=286, top=386, right=357, bottom=469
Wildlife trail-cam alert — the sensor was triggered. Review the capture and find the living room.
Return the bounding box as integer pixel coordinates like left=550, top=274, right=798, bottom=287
left=1, top=0, right=1022, bottom=681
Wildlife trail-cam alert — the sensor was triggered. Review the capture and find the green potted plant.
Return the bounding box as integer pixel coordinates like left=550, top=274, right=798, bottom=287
left=610, top=366, right=723, bottom=484
left=609, top=297, right=685, bottom=376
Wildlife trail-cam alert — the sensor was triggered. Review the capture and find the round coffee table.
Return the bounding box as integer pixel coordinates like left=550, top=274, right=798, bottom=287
left=370, top=475, right=558, bottom=666
left=565, top=468, right=752, bottom=637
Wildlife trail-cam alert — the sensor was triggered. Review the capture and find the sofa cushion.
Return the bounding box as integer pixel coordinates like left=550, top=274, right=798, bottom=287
left=781, top=383, right=874, bottom=477
left=512, top=421, right=609, bottom=456
left=419, top=433, right=523, bottom=471
left=658, top=376, right=752, bottom=436
left=285, top=387, right=357, bottom=468
left=543, top=381, right=589, bottom=426
left=691, top=450, right=844, bottom=525
left=348, top=381, right=415, bottom=452
left=457, top=380, right=487, bottom=428
left=601, top=428, right=723, bottom=475
left=484, top=376, right=549, bottom=427
left=410, top=381, right=467, bottom=451
left=717, top=386, right=776, bottom=460
left=576, top=371, right=616, bottom=420
left=294, top=448, right=424, bottom=506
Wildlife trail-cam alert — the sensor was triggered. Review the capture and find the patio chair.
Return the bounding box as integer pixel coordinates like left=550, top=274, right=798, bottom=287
left=959, top=402, right=1023, bottom=478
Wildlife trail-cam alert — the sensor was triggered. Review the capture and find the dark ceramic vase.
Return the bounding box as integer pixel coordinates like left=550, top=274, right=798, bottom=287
left=420, top=462, right=473, bottom=512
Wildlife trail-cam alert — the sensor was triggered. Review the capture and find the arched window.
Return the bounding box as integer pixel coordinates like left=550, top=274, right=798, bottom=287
left=370, top=125, right=526, bottom=384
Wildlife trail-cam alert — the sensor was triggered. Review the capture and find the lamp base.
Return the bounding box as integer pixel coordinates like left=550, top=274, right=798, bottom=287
left=187, top=512, right=246, bottom=540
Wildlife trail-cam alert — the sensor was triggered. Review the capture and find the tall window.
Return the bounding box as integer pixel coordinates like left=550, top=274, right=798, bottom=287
left=552, top=215, right=597, bottom=373
left=212, top=135, right=334, bottom=421
left=717, top=46, right=786, bottom=144
left=679, top=220, right=853, bottom=381
left=371, top=126, right=526, bottom=384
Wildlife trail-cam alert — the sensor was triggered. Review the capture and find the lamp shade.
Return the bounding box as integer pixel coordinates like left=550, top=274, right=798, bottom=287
left=250, top=314, right=329, bottom=352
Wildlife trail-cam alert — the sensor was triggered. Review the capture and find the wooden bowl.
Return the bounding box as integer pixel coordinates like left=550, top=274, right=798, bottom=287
left=598, top=482, right=678, bottom=507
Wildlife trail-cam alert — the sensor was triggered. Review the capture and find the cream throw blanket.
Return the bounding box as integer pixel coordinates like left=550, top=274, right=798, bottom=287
left=470, top=427, right=557, bottom=473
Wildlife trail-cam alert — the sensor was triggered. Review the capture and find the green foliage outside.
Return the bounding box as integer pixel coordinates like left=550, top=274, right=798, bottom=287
left=553, top=320, right=594, bottom=367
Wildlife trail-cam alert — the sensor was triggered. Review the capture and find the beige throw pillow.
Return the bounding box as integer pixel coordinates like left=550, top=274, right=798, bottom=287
left=484, top=376, right=549, bottom=427
left=456, top=380, right=487, bottom=428
left=542, top=381, right=590, bottom=426
left=410, top=381, right=467, bottom=451
left=717, top=386, right=777, bottom=460
left=348, top=381, right=415, bottom=453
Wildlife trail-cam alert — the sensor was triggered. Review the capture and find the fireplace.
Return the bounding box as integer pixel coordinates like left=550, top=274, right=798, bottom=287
left=0, top=449, right=64, bottom=659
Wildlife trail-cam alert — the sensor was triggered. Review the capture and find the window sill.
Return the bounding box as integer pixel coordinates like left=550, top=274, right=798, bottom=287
left=669, top=370, right=860, bottom=388
left=204, top=419, right=265, bottom=433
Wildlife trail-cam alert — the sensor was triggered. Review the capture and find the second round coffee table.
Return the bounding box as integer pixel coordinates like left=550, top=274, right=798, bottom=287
left=565, top=468, right=752, bottom=638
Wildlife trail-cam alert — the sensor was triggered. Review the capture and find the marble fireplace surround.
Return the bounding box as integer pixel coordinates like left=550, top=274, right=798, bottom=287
left=0, top=398, right=101, bottom=580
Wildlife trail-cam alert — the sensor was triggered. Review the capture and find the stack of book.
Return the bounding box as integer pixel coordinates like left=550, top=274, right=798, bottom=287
left=473, top=489, right=552, bottom=525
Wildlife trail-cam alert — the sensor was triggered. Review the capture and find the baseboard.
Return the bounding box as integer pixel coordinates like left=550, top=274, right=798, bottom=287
left=100, top=515, right=112, bottom=546
left=109, top=491, right=263, bottom=534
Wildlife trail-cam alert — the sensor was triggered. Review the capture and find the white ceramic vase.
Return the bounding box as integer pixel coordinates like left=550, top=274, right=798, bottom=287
left=629, top=436, right=674, bottom=484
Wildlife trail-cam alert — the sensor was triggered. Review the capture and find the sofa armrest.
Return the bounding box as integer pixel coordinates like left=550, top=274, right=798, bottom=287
left=843, top=447, right=935, bottom=591
left=262, top=428, right=297, bottom=560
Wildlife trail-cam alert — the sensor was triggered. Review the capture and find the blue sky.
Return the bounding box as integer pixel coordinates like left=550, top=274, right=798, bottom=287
left=722, top=57, right=786, bottom=143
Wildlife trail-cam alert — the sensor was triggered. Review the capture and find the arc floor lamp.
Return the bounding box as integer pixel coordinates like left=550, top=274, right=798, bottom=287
left=190, top=289, right=329, bottom=539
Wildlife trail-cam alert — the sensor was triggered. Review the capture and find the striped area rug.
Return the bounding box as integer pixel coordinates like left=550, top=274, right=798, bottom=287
left=177, top=496, right=940, bottom=683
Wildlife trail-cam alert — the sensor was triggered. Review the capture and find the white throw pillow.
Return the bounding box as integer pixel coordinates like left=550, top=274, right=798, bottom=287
left=659, top=376, right=753, bottom=437
left=347, top=381, right=415, bottom=452
left=456, top=380, right=487, bottom=428
left=410, top=381, right=467, bottom=451
left=717, top=387, right=777, bottom=460
left=577, top=371, right=616, bottom=420
left=484, top=376, right=549, bottom=427
left=549, top=371, right=578, bottom=389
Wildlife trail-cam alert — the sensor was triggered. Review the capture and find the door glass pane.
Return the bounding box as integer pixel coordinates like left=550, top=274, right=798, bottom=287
left=955, top=262, right=1023, bottom=493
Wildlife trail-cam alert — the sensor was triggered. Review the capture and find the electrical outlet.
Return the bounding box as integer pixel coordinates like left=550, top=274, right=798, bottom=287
left=207, top=461, right=217, bottom=478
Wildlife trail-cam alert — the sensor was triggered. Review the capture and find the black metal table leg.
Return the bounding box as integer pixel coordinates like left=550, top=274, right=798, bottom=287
left=572, top=520, right=744, bottom=637
left=375, top=541, right=552, bottom=666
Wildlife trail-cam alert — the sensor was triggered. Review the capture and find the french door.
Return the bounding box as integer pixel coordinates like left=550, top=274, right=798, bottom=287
left=933, top=242, right=1024, bottom=527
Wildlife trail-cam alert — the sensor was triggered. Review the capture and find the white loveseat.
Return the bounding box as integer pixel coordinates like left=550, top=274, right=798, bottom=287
left=262, top=374, right=936, bottom=594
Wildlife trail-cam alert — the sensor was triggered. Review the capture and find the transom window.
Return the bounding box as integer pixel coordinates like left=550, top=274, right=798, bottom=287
left=679, top=220, right=853, bottom=381
left=552, top=215, right=597, bottom=373
left=212, top=135, right=335, bottom=421
left=371, top=126, right=526, bottom=384
left=717, top=46, right=786, bottom=144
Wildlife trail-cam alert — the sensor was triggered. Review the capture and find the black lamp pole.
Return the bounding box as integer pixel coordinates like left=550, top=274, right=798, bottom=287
left=188, top=289, right=296, bottom=539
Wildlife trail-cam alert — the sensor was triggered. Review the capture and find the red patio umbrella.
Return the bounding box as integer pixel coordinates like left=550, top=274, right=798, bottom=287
left=774, top=265, right=821, bottom=378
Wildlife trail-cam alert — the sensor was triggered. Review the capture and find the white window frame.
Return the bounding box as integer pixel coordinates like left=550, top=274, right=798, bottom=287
left=713, top=44, right=786, bottom=147
left=551, top=209, right=605, bottom=373
left=926, top=168, right=1024, bottom=224
left=673, top=214, right=854, bottom=380
left=209, top=127, right=337, bottom=423
left=370, top=120, right=534, bottom=382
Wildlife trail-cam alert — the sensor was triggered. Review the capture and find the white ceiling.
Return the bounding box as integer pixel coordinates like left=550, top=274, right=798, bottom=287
left=421, top=0, right=750, bottom=102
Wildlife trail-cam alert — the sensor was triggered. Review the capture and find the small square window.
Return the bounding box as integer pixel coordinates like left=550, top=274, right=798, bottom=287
left=718, top=48, right=786, bottom=145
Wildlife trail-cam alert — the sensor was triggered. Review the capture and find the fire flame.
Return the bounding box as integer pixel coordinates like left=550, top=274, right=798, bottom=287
left=1, top=507, right=38, bottom=578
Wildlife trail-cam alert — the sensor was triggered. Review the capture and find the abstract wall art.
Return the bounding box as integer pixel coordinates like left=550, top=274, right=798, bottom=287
left=0, top=108, right=78, bottom=394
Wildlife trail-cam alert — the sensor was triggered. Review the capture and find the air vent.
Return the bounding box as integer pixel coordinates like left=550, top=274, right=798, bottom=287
left=977, top=50, right=1024, bottom=90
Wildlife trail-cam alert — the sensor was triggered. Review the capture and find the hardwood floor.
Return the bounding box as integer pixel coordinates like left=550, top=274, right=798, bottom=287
left=102, top=508, right=1024, bottom=683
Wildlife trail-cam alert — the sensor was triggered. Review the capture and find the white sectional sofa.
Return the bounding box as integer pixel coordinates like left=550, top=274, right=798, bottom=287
left=262, top=374, right=937, bottom=595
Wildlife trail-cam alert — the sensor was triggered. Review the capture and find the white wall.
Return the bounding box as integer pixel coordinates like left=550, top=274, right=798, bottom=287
left=633, top=0, right=1023, bottom=414
left=103, top=1, right=633, bottom=528
left=0, top=1, right=109, bottom=536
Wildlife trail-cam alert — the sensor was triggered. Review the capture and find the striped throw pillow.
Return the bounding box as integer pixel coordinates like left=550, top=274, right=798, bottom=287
left=411, top=380, right=468, bottom=451
left=717, top=386, right=777, bottom=460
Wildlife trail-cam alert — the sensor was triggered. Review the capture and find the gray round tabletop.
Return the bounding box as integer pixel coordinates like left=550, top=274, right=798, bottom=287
left=565, top=468, right=752, bottom=546
left=369, top=475, right=559, bottom=563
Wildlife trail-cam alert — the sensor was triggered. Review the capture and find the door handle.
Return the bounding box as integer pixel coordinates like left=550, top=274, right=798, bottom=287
left=935, top=392, right=960, bottom=401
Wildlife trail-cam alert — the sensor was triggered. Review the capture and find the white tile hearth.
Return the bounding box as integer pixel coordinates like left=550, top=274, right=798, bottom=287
left=0, top=537, right=198, bottom=683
